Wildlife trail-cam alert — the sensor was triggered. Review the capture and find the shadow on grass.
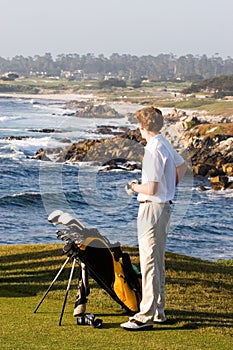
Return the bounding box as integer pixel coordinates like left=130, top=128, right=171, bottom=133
left=167, top=309, right=233, bottom=329
left=99, top=309, right=233, bottom=331
left=0, top=247, right=63, bottom=269
left=0, top=246, right=82, bottom=297
left=166, top=252, right=233, bottom=276
left=1, top=245, right=233, bottom=299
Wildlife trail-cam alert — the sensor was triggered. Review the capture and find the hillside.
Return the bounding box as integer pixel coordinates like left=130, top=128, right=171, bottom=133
left=182, top=75, right=233, bottom=97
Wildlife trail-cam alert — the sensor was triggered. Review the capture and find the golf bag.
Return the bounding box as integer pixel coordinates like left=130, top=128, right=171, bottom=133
left=48, top=210, right=142, bottom=314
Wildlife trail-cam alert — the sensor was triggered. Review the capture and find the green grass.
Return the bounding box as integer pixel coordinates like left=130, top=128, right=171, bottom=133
left=149, top=97, right=233, bottom=116
left=0, top=78, right=81, bottom=94
left=196, top=100, right=233, bottom=117
left=0, top=244, right=232, bottom=350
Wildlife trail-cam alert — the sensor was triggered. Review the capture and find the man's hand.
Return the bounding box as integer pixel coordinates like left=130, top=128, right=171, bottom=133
left=125, top=179, right=138, bottom=196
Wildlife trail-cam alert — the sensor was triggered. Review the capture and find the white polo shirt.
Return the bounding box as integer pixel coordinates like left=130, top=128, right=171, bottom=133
left=137, top=134, right=184, bottom=203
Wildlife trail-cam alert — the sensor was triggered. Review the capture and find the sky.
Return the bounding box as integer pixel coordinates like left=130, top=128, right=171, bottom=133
left=1, top=0, right=233, bottom=59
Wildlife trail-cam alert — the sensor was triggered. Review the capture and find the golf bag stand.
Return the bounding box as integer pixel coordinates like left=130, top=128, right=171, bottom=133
left=33, top=253, right=79, bottom=326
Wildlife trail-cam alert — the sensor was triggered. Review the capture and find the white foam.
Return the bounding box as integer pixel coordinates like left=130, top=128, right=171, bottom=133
left=0, top=115, right=25, bottom=122
left=0, top=144, right=25, bottom=160
left=4, top=136, right=65, bottom=154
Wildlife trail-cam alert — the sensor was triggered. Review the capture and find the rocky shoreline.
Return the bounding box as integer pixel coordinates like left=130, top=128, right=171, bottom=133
left=31, top=100, right=233, bottom=190
left=3, top=95, right=233, bottom=190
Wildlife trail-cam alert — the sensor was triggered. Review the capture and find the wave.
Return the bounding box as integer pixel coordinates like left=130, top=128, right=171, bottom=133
left=32, top=101, right=66, bottom=115
left=2, top=136, right=66, bottom=156
left=0, top=190, right=87, bottom=208
left=193, top=185, right=233, bottom=199
left=0, top=115, right=25, bottom=122
left=0, top=191, right=42, bottom=207
left=204, top=189, right=233, bottom=200
left=0, top=144, right=25, bottom=160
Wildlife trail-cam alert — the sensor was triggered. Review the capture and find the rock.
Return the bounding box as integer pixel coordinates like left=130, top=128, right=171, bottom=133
left=5, top=136, right=29, bottom=140
left=210, top=176, right=229, bottom=190
left=123, top=161, right=141, bottom=171
left=34, top=128, right=145, bottom=166
left=211, top=175, right=228, bottom=184
left=62, top=112, right=75, bottom=117
left=34, top=146, right=64, bottom=161
left=165, top=108, right=187, bottom=122
left=193, top=164, right=216, bottom=177
left=28, top=128, right=62, bottom=133
left=84, top=137, right=144, bottom=164
left=181, top=115, right=201, bottom=130
left=183, top=123, right=233, bottom=178
left=198, top=185, right=208, bottom=191
left=94, top=125, right=130, bottom=135
left=102, top=158, right=129, bottom=166
left=225, top=181, right=233, bottom=189
left=35, top=148, right=52, bottom=161
left=64, top=100, right=124, bottom=118
left=222, top=163, right=233, bottom=176
left=74, top=103, right=124, bottom=118
left=99, top=158, right=141, bottom=172
left=211, top=183, right=224, bottom=191
left=206, top=167, right=222, bottom=177
left=65, top=100, right=92, bottom=109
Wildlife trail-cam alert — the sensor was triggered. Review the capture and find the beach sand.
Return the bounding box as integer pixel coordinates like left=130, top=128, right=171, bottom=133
left=0, top=92, right=98, bottom=101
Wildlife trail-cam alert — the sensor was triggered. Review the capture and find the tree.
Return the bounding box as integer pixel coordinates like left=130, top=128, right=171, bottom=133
left=0, top=53, right=232, bottom=81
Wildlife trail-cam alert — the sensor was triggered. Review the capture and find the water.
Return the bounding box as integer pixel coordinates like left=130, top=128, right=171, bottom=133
left=0, top=97, right=232, bottom=262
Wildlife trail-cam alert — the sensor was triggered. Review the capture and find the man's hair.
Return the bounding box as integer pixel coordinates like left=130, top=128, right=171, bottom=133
left=135, top=107, right=164, bottom=132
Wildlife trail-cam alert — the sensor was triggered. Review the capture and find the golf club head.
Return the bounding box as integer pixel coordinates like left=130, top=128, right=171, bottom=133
left=57, top=229, right=84, bottom=243
left=48, top=210, right=64, bottom=225
left=58, top=212, right=84, bottom=230
left=56, top=229, right=72, bottom=241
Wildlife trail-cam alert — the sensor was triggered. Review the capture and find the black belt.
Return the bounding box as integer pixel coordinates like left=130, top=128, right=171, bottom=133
left=139, top=200, right=173, bottom=204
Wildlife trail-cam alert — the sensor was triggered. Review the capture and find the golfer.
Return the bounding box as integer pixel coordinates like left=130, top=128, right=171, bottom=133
left=121, top=107, right=186, bottom=331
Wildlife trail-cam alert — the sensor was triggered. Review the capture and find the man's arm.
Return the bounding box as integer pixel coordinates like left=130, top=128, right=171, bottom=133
left=176, top=162, right=187, bottom=185
left=131, top=181, right=158, bottom=195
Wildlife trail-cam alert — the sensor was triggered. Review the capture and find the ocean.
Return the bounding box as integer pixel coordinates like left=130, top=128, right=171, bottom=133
left=0, top=96, right=232, bottom=262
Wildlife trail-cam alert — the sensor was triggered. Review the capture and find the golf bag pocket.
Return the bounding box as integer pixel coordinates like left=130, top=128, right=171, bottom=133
left=113, top=258, right=140, bottom=313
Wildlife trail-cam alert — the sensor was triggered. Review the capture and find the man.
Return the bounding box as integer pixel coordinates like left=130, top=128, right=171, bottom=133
left=121, top=107, right=186, bottom=331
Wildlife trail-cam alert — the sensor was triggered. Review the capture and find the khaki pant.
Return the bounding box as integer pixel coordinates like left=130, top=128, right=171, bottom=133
left=132, top=202, right=171, bottom=324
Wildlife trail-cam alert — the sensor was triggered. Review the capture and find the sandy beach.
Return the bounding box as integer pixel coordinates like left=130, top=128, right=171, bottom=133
left=0, top=92, right=99, bottom=101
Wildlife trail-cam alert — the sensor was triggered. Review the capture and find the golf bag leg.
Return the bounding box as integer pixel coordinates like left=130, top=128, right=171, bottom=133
left=73, top=262, right=90, bottom=317
left=34, top=256, right=70, bottom=314
left=59, top=257, right=76, bottom=326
